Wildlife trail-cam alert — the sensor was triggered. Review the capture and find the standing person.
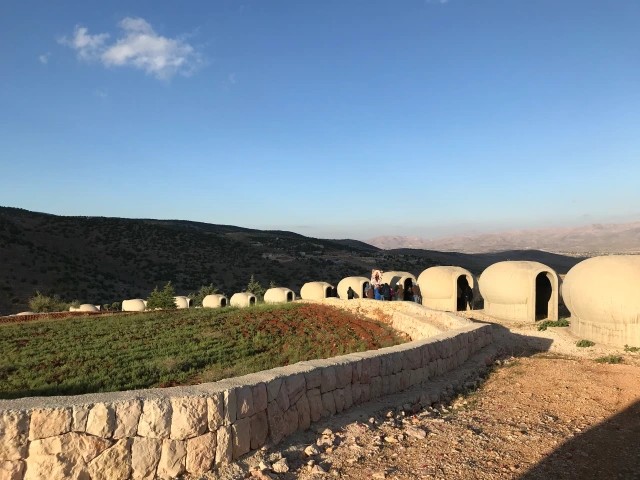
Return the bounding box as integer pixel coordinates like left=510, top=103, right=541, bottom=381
left=381, top=283, right=391, bottom=301
left=366, top=284, right=374, bottom=299
left=412, top=283, right=422, bottom=304
left=347, top=286, right=356, bottom=300
left=395, top=283, right=404, bottom=301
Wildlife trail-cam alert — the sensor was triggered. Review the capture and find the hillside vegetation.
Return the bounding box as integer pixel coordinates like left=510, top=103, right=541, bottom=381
left=0, top=207, right=583, bottom=314
left=0, top=303, right=406, bottom=398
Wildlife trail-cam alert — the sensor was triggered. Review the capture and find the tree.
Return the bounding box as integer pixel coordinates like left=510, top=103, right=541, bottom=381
left=28, top=291, right=69, bottom=313
left=147, top=282, right=177, bottom=310
left=189, top=284, right=219, bottom=307
left=246, top=274, right=265, bottom=301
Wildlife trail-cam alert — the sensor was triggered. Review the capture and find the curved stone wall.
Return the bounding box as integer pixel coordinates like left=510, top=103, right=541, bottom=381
left=0, top=301, right=492, bottom=480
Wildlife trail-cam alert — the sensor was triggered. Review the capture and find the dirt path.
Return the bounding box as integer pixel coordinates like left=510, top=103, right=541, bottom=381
left=207, top=312, right=640, bottom=480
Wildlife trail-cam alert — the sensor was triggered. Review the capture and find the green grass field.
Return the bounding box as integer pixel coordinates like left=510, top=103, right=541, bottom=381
left=0, top=303, right=405, bottom=399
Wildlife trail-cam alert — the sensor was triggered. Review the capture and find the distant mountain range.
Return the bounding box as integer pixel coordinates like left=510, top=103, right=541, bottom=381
left=369, top=222, right=640, bottom=254
left=0, top=207, right=587, bottom=314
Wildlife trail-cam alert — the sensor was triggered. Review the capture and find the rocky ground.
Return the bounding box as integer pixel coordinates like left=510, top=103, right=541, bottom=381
left=200, top=314, right=640, bottom=480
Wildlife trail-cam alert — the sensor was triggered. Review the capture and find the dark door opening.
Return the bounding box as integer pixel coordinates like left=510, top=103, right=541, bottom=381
left=286, top=291, right=294, bottom=302
left=535, top=273, right=552, bottom=320
left=221, top=298, right=227, bottom=307
left=456, top=276, right=472, bottom=311
left=249, top=297, right=256, bottom=306
left=325, top=287, right=333, bottom=298
left=361, top=282, right=370, bottom=299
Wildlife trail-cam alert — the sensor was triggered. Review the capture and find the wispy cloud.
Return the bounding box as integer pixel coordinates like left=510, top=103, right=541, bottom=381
left=59, top=17, right=202, bottom=80
left=38, top=53, right=51, bottom=64
left=425, top=0, right=450, bottom=4
left=227, top=72, right=237, bottom=85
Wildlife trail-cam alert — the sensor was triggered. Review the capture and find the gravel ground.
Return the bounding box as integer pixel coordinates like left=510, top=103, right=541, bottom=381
left=196, top=312, right=640, bottom=480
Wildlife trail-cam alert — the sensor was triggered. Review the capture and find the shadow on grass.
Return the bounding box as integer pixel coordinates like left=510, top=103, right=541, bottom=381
left=518, top=399, right=640, bottom=480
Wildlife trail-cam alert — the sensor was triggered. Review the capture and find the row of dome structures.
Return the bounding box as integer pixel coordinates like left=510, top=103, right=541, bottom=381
left=76, top=255, right=636, bottom=348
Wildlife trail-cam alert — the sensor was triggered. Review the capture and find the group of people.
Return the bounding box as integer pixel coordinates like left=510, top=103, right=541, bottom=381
left=345, top=269, right=423, bottom=304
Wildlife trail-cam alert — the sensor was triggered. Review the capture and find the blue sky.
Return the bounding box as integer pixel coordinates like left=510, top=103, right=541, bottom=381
left=1, top=0, right=639, bottom=240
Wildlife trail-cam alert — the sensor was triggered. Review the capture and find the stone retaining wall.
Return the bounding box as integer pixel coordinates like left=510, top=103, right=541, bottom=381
left=0, top=302, right=492, bottom=480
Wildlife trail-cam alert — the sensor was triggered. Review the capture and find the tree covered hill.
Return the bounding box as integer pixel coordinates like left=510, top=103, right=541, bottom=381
left=0, top=207, right=583, bottom=315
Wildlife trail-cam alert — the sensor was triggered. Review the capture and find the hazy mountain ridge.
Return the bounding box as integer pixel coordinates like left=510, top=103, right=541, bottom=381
left=369, top=222, right=640, bottom=254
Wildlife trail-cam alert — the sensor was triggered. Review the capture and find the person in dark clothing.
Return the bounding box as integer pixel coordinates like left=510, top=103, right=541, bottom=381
left=464, top=284, right=474, bottom=310
left=347, top=286, right=356, bottom=300
left=395, top=283, right=404, bottom=301
left=381, top=283, right=391, bottom=301
left=412, top=283, right=422, bottom=304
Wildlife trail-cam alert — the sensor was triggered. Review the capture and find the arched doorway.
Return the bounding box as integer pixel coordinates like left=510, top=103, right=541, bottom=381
left=535, top=272, right=552, bottom=320
left=456, top=276, right=472, bottom=311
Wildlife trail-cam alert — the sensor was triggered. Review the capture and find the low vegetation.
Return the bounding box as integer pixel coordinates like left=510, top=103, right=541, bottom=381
left=576, top=339, right=595, bottom=348
left=28, top=291, right=70, bottom=313
left=0, top=303, right=405, bottom=399
left=624, top=345, right=640, bottom=353
left=146, top=282, right=177, bottom=310
left=595, top=355, right=624, bottom=364
left=537, top=318, right=570, bottom=331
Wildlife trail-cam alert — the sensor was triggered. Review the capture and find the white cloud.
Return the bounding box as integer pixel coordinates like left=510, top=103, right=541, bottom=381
left=38, top=53, right=51, bottom=64
left=59, top=17, right=201, bottom=80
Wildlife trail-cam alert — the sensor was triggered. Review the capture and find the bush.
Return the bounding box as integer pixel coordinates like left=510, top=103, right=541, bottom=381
left=537, top=319, right=570, bottom=331
left=189, top=284, right=219, bottom=307
left=624, top=345, right=640, bottom=353
left=147, top=282, right=177, bottom=310
left=576, top=339, right=595, bottom=348
left=246, top=274, right=265, bottom=301
left=595, top=355, right=623, bottom=364
left=28, top=291, right=69, bottom=313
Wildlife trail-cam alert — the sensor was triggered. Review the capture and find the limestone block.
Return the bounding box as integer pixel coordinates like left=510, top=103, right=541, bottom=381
left=266, top=402, right=285, bottom=445
left=24, top=453, right=86, bottom=480
left=344, top=384, right=353, bottom=410
left=370, top=377, right=382, bottom=399
left=421, top=345, right=431, bottom=368
left=215, top=425, right=232, bottom=465
left=207, top=394, right=224, bottom=431
left=295, top=395, right=311, bottom=431
left=170, top=397, right=207, bottom=440
left=185, top=432, right=216, bottom=474
left=379, top=356, right=393, bottom=377
left=320, top=366, right=337, bottom=393
left=275, top=382, right=290, bottom=412
left=87, top=439, right=132, bottom=480
left=282, top=405, right=298, bottom=436
left=236, top=386, right=254, bottom=420
left=84, top=404, right=115, bottom=438
left=334, top=388, right=345, bottom=413
left=306, top=388, right=323, bottom=423
left=352, top=383, right=362, bottom=405
left=409, top=369, right=422, bottom=386
left=285, top=374, right=306, bottom=405
left=266, top=378, right=283, bottom=403
left=157, top=439, right=186, bottom=479
left=391, top=353, right=403, bottom=374
left=321, top=392, right=336, bottom=417
left=137, top=399, right=171, bottom=438
left=231, top=417, right=251, bottom=459
left=252, top=383, right=268, bottom=413
left=0, top=461, right=24, bottom=480
left=360, top=383, right=371, bottom=402
left=131, top=437, right=161, bottom=480
left=404, top=349, right=422, bottom=370
left=113, top=400, right=142, bottom=439
left=400, top=370, right=411, bottom=390
left=224, top=389, right=237, bottom=425
left=381, top=376, right=390, bottom=395
left=359, top=358, right=370, bottom=383
left=249, top=411, right=268, bottom=450
left=72, top=405, right=90, bottom=432
left=351, top=361, right=362, bottom=383
left=29, top=408, right=72, bottom=440
left=303, top=368, right=321, bottom=390
left=369, top=356, right=381, bottom=377
left=0, top=411, right=29, bottom=460
left=427, top=343, right=438, bottom=361
left=29, top=432, right=112, bottom=464
left=336, top=363, right=352, bottom=388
